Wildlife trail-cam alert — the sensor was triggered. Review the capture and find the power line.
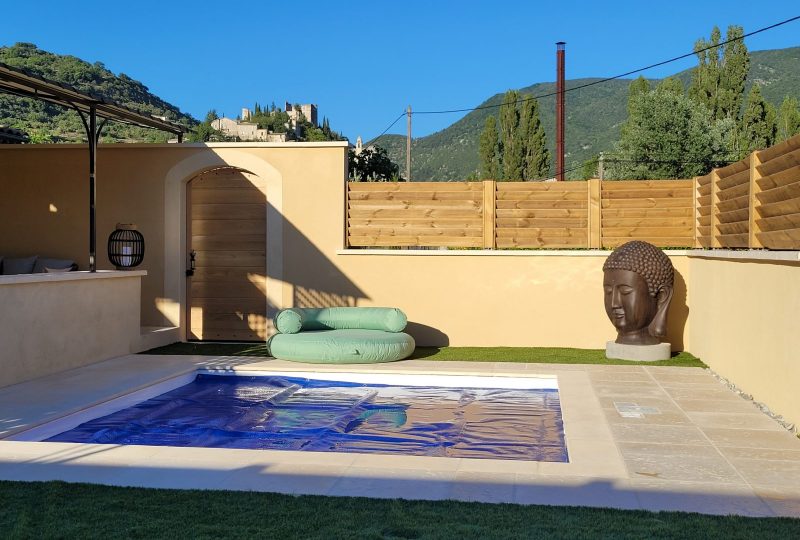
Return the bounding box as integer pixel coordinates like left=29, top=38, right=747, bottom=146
left=365, top=112, right=406, bottom=146
left=400, top=14, right=800, bottom=117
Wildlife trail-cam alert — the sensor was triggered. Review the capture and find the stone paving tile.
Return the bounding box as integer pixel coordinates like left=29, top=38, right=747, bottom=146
left=701, top=428, right=800, bottom=449
left=609, top=423, right=708, bottom=445
left=597, top=396, right=683, bottom=413
left=539, top=440, right=627, bottom=479
left=457, top=457, right=537, bottom=475
left=220, top=463, right=350, bottom=496
left=591, top=383, right=669, bottom=399
left=686, top=412, right=784, bottom=431
left=622, top=452, right=744, bottom=484
left=449, top=471, right=516, bottom=503
left=603, top=408, right=693, bottom=427
left=673, top=397, right=757, bottom=413
left=753, top=486, right=800, bottom=517
left=588, top=372, right=654, bottom=383
left=663, top=385, right=747, bottom=401
left=617, top=441, right=719, bottom=458
left=717, top=446, right=800, bottom=462
left=327, top=467, right=456, bottom=500
left=727, top=458, right=800, bottom=489
left=628, top=479, right=774, bottom=517
left=513, top=476, right=640, bottom=510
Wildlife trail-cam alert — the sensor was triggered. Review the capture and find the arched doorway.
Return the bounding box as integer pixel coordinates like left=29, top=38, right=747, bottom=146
left=186, top=167, right=267, bottom=341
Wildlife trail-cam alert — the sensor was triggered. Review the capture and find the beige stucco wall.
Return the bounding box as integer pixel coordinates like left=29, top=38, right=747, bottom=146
left=0, top=272, right=142, bottom=389
left=688, top=255, right=800, bottom=429
left=0, top=143, right=688, bottom=349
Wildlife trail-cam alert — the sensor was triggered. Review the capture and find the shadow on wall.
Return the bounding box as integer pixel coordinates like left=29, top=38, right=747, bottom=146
left=666, top=268, right=688, bottom=351
left=187, top=169, right=369, bottom=342
left=273, top=199, right=367, bottom=309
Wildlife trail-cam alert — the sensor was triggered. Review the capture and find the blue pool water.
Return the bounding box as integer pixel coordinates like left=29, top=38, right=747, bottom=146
left=47, top=374, right=568, bottom=461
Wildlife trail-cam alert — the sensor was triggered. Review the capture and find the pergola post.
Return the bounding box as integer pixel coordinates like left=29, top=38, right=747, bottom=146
left=88, top=106, right=97, bottom=272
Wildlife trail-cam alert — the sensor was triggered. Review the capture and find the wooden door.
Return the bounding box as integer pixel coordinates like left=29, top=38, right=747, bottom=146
left=188, top=168, right=267, bottom=341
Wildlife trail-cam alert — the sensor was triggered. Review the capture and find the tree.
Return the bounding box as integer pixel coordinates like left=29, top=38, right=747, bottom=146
left=499, top=90, right=523, bottom=180
left=479, top=116, right=500, bottom=179
left=519, top=97, right=549, bottom=180
left=718, top=25, right=749, bottom=121
left=777, top=96, right=800, bottom=143
left=608, top=86, right=726, bottom=179
left=628, top=76, right=651, bottom=113
left=657, top=77, right=683, bottom=96
left=740, top=84, right=777, bottom=153
left=688, top=26, right=721, bottom=117
left=689, top=25, right=749, bottom=122
left=348, top=146, right=402, bottom=181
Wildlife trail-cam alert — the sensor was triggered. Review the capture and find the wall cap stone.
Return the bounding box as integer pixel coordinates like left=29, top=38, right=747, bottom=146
left=687, top=249, right=800, bottom=262
left=0, top=270, right=146, bottom=286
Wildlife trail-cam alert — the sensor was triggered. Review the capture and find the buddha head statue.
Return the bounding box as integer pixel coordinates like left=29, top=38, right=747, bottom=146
left=602, top=241, right=674, bottom=346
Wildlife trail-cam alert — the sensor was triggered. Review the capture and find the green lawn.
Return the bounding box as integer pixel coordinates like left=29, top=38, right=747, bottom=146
left=144, top=342, right=706, bottom=368
left=1, top=481, right=797, bottom=539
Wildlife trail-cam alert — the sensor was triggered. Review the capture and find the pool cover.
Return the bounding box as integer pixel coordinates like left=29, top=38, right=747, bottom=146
left=47, top=375, right=568, bottom=462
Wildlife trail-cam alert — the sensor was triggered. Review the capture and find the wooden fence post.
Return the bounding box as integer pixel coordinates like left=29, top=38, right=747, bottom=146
left=483, top=180, right=496, bottom=249
left=692, top=176, right=699, bottom=248
left=710, top=170, right=722, bottom=248
left=748, top=151, right=763, bottom=249
left=588, top=178, right=601, bottom=248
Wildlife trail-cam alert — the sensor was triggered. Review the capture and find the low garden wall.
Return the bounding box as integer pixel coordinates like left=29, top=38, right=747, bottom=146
left=0, top=271, right=143, bottom=389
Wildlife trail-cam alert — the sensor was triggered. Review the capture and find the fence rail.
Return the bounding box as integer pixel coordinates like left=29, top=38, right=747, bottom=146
left=346, top=133, right=800, bottom=251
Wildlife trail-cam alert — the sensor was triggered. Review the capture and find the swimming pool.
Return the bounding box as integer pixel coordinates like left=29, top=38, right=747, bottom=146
left=21, top=371, right=568, bottom=462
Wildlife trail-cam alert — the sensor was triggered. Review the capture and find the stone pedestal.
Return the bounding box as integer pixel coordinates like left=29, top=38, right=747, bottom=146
left=606, top=341, right=671, bottom=362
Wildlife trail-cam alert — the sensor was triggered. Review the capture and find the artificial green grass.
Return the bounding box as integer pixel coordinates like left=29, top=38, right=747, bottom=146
left=1, top=481, right=797, bottom=539
left=143, top=342, right=706, bottom=368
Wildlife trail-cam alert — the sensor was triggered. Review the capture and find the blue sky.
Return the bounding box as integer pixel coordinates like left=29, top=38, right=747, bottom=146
left=2, top=1, right=798, bottom=141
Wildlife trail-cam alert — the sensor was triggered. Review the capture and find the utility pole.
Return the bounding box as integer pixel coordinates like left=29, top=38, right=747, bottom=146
left=598, top=152, right=605, bottom=180
left=556, top=42, right=566, bottom=181
left=406, top=105, right=412, bottom=181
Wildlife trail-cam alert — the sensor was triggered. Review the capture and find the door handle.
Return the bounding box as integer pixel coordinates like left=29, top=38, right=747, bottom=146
left=186, top=250, right=196, bottom=277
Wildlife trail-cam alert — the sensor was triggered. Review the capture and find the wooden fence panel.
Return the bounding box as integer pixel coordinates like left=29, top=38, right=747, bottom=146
left=347, top=135, right=800, bottom=251
left=347, top=182, right=484, bottom=248
left=495, top=182, right=589, bottom=248
left=600, top=180, right=695, bottom=248
left=754, top=136, right=800, bottom=249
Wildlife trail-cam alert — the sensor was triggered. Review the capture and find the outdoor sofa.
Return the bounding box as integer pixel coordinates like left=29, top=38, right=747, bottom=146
left=268, top=307, right=415, bottom=364
left=0, top=255, right=78, bottom=275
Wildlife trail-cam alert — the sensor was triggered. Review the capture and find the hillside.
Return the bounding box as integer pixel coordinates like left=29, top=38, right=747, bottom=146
left=377, top=46, right=800, bottom=181
left=0, top=43, right=196, bottom=142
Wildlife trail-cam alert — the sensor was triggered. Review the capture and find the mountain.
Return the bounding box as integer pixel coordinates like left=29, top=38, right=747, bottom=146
left=376, top=46, right=800, bottom=181
left=0, top=43, right=196, bottom=142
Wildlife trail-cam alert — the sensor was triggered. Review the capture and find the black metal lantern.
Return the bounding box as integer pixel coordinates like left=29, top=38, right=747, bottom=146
left=108, top=223, right=144, bottom=270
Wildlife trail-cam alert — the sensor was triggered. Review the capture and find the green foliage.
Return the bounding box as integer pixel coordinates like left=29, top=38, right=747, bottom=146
left=580, top=155, right=599, bottom=180
left=478, top=116, right=499, bottom=179
left=375, top=47, right=799, bottom=181
left=657, top=77, right=684, bottom=95
left=628, top=76, right=651, bottom=112
left=689, top=25, right=749, bottom=122
left=0, top=42, right=195, bottom=142
left=740, top=84, right=777, bottom=153
left=777, top=96, right=800, bottom=142
left=499, top=90, right=523, bottom=180
left=491, top=90, right=549, bottom=181
left=186, top=109, right=230, bottom=143
left=608, top=86, right=726, bottom=179
left=519, top=97, right=550, bottom=180
left=348, top=145, right=401, bottom=181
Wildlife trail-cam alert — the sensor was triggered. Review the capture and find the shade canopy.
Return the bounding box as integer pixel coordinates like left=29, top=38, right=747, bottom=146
left=0, top=61, right=188, bottom=271
left=0, top=61, right=185, bottom=136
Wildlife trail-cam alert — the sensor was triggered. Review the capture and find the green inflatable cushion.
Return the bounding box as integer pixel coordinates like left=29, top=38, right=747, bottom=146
left=274, top=307, right=407, bottom=334
left=268, top=329, right=415, bottom=364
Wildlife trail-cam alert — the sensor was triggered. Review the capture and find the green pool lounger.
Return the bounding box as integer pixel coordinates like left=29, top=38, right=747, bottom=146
left=269, top=307, right=416, bottom=364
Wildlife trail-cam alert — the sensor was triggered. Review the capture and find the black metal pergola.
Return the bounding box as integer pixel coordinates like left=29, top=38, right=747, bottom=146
left=0, top=62, right=186, bottom=271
